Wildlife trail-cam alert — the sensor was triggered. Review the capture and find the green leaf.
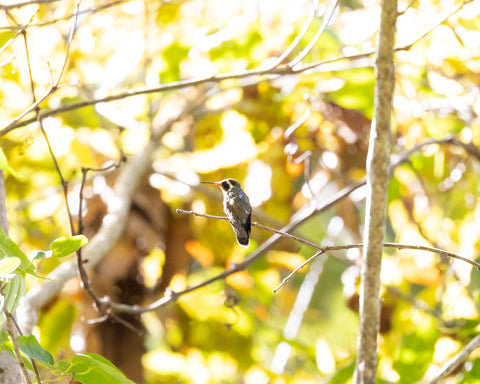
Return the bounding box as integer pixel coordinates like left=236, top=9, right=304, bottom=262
left=63, top=353, right=135, bottom=384
left=1, top=339, right=33, bottom=371
left=326, top=361, right=355, bottom=384
left=0, top=226, right=34, bottom=275
left=0, top=148, right=20, bottom=178
left=0, top=257, right=21, bottom=276
left=463, top=357, right=480, bottom=382
left=18, top=334, right=54, bottom=367
left=39, top=300, right=77, bottom=356
left=50, top=235, right=88, bottom=258
left=392, top=317, right=440, bottom=383
left=0, top=312, right=5, bottom=330
left=4, top=274, right=25, bottom=313
left=56, top=359, right=71, bottom=372
left=0, top=329, right=8, bottom=345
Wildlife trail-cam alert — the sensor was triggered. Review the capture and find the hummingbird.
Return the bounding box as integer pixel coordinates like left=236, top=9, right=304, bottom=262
left=202, top=178, right=252, bottom=247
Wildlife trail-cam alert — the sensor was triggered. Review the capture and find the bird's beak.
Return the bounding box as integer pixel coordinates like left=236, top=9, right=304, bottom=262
left=201, top=181, right=221, bottom=186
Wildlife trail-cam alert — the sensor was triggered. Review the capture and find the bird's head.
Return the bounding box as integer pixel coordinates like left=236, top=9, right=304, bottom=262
left=202, top=178, right=242, bottom=193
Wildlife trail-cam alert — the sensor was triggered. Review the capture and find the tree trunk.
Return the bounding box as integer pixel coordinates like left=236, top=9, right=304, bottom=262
left=353, top=0, right=398, bottom=382
left=0, top=171, right=24, bottom=383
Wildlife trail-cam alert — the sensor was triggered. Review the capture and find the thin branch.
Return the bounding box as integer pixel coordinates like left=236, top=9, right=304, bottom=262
left=0, top=0, right=61, bottom=10
left=17, top=134, right=480, bottom=327
left=0, top=0, right=126, bottom=26
left=5, top=311, right=32, bottom=384
left=103, top=135, right=480, bottom=314
left=16, top=0, right=141, bottom=334
left=284, top=104, right=314, bottom=195
left=288, top=0, right=340, bottom=68
left=102, top=207, right=479, bottom=315
left=55, top=1, right=80, bottom=87
left=1, top=0, right=472, bottom=137
left=284, top=107, right=311, bottom=139
left=429, top=333, right=480, bottom=384
left=0, top=12, right=36, bottom=55
left=273, top=250, right=325, bottom=292
left=76, top=163, right=143, bottom=335
left=23, top=1, right=81, bottom=235
left=273, top=242, right=480, bottom=292
left=175, top=209, right=326, bottom=251
left=268, top=0, right=320, bottom=67
left=1, top=0, right=80, bottom=135
left=17, top=90, right=208, bottom=335
left=8, top=315, right=42, bottom=384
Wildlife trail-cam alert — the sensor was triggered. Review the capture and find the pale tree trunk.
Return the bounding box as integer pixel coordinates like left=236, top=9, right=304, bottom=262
left=0, top=170, right=24, bottom=383
left=0, top=170, right=8, bottom=234
left=353, top=0, right=397, bottom=382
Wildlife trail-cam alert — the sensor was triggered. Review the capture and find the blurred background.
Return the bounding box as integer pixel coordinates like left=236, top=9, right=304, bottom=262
left=1, top=0, right=480, bottom=382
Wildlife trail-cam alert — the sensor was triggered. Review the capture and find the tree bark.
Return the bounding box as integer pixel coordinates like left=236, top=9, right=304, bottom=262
left=0, top=170, right=8, bottom=234
left=353, top=0, right=397, bottom=382
left=0, top=171, right=24, bottom=383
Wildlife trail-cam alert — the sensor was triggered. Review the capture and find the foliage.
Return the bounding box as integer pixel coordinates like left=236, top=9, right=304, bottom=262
left=1, top=0, right=480, bottom=383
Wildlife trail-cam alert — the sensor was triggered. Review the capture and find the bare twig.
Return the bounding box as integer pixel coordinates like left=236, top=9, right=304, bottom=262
left=1, top=0, right=473, bottom=137
left=17, top=0, right=140, bottom=333
left=429, top=333, right=480, bottom=384
left=17, top=90, right=208, bottom=334
left=0, top=0, right=61, bottom=10
left=76, top=163, right=142, bottom=334
left=0, top=0, right=125, bottom=25
left=1, top=0, right=80, bottom=134
left=273, top=242, right=480, bottom=292
left=273, top=250, right=326, bottom=293
left=284, top=103, right=314, bottom=195
left=17, top=133, right=480, bottom=328
left=175, top=209, right=326, bottom=251
left=268, top=0, right=321, bottom=67
left=101, top=207, right=480, bottom=315
left=288, top=0, right=340, bottom=68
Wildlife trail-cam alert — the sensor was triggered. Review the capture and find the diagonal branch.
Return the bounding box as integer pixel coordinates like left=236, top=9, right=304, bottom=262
left=1, top=1, right=80, bottom=135
left=429, top=334, right=480, bottom=384
left=16, top=90, right=208, bottom=334
left=288, top=0, right=339, bottom=68
left=273, top=242, right=480, bottom=292
left=268, top=0, right=321, bottom=68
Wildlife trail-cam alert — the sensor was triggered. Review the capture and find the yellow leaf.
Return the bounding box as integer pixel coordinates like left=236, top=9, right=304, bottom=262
left=267, top=251, right=306, bottom=271
left=226, top=271, right=253, bottom=290
left=185, top=240, right=214, bottom=267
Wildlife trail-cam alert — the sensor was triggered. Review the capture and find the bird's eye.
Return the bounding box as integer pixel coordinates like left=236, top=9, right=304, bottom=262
left=222, top=181, right=230, bottom=191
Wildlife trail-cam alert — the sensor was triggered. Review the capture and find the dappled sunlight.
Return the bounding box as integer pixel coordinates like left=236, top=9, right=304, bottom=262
left=3, top=0, right=480, bottom=382
left=245, top=160, right=272, bottom=207
left=165, top=110, right=258, bottom=173
left=443, top=282, right=478, bottom=320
